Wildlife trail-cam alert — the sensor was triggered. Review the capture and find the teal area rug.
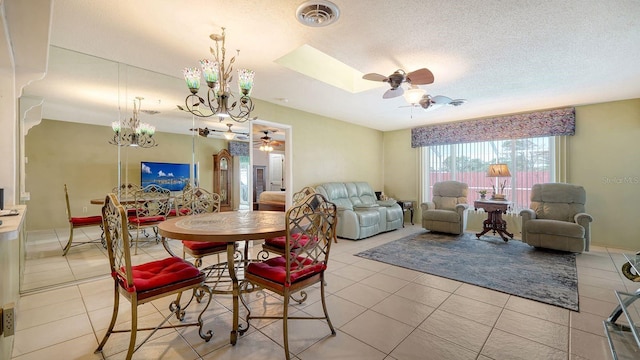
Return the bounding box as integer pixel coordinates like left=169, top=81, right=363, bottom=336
left=356, top=231, right=579, bottom=311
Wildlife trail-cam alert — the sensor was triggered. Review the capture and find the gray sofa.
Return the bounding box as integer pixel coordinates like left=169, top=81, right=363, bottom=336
left=315, top=182, right=403, bottom=240
left=520, top=183, right=593, bottom=253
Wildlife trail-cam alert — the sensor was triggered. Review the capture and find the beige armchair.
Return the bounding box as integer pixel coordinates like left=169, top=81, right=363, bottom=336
left=421, top=181, right=469, bottom=235
left=520, top=183, right=593, bottom=253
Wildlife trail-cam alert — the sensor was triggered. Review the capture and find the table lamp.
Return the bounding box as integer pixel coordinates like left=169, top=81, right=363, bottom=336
left=487, top=163, right=511, bottom=200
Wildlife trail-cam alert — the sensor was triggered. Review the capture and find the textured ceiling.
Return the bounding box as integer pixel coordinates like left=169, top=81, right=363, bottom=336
left=22, top=0, right=640, bottom=136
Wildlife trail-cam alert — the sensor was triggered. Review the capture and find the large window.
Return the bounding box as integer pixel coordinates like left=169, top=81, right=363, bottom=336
left=422, top=137, right=555, bottom=211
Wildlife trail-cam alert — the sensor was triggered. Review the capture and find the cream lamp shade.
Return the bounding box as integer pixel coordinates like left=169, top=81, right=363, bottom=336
left=487, top=163, right=511, bottom=177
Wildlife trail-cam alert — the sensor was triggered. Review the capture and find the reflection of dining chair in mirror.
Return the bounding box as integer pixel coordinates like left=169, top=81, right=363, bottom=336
left=112, top=183, right=141, bottom=217
left=239, top=193, right=338, bottom=360
left=168, top=182, right=193, bottom=218
left=62, top=184, right=104, bottom=256
left=96, top=193, right=213, bottom=360
left=178, top=187, right=228, bottom=268
left=129, top=184, right=171, bottom=254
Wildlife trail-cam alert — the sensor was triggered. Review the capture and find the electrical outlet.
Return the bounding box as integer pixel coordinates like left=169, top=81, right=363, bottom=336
left=83, top=206, right=88, bottom=213
left=3, top=303, right=15, bottom=337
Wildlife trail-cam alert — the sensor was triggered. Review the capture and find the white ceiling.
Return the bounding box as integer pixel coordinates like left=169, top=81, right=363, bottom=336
left=22, top=0, right=640, bottom=136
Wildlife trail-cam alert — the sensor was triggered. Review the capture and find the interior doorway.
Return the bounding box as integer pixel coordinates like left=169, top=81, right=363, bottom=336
left=250, top=120, right=292, bottom=208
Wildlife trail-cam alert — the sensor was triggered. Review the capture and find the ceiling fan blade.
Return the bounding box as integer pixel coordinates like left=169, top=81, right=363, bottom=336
left=383, top=87, right=404, bottom=99
left=362, top=73, right=389, bottom=82
left=431, top=95, right=453, bottom=104
left=406, top=68, right=435, bottom=85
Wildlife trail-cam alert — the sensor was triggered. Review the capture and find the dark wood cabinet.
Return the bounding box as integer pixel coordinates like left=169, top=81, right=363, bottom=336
left=253, top=165, right=267, bottom=210
left=213, top=149, right=233, bottom=212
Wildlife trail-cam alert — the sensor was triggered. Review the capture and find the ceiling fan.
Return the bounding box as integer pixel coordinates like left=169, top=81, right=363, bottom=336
left=400, top=90, right=466, bottom=118
left=190, top=123, right=248, bottom=140
left=253, top=129, right=281, bottom=151
left=362, top=68, right=435, bottom=99
left=414, top=95, right=467, bottom=110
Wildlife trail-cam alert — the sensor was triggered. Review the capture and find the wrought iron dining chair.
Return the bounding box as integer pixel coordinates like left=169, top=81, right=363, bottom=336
left=260, top=186, right=318, bottom=258
left=62, top=184, right=104, bottom=256
left=239, top=193, right=338, bottom=360
left=95, top=193, right=213, bottom=360
left=129, top=184, right=172, bottom=254
left=178, top=187, right=227, bottom=267
left=176, top=187, right=242, bottom=296
left=257, top=186, right=320, bottom=303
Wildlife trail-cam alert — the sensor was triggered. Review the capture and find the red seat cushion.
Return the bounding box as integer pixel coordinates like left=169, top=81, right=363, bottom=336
left=70, top=215, right=103, bottom=226
left=247, top=255, right=326, bottom=286
left=167, top=209, right=177, bottom=217
left=264, top=233, right=310, bottom=249
left=128, top=215, right=166, bottom=225
left=119, top=257, right=201, bottom=292
left=182, top=240, right=227, bottom=251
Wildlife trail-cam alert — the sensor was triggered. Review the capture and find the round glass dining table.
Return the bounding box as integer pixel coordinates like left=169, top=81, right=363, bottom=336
left=158, top=210, right=286, bottom=345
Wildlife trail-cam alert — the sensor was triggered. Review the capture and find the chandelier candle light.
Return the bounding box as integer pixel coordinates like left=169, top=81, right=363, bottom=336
left=109, top=97, right=157, bottom=148
left=487, top=163, right=511, bottom=200
left=180, top=27, right=256, bottom=123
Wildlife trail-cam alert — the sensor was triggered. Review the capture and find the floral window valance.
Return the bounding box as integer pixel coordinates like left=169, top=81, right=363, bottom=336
left=228, top=141, right=249, bottom=156
left=411, top=107, right=575, bottom=147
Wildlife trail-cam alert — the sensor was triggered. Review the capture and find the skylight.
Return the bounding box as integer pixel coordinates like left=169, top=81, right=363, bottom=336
left=275, top=44, right=381, bottom=93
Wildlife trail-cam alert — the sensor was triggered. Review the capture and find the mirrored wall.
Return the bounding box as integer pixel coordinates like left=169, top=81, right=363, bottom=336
left=20, top=46, right=251, bottom=292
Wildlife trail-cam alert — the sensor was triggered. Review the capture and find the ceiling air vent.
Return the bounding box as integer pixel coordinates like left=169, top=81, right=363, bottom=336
left=296, top=1, right=340, bottom=27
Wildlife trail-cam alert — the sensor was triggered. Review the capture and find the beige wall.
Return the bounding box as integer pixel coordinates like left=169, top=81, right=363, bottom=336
left=383, top=98, right=640, bottom=250
left=25, top=101, right=384, bottom=230
left=567, top=99, right=640, bottom=249
left=253, top=102, right=384, bottom=190
left=382, top=129, right=419, bottom=201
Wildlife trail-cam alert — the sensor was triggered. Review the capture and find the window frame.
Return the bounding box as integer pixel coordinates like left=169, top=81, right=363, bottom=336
left=420, top=136, right=557, bottom=212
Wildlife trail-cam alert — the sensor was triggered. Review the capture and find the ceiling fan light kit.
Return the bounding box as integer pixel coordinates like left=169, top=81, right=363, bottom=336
left=180, top=27, right=256, bottom=123
left=404, top=86, right=427, bottom=104
left=362, top=66, right=466, bottom=114
left=256, top=130, right=279, bottom=152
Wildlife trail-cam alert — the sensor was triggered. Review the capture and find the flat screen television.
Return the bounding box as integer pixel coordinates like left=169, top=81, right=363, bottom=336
left=140, top=161, right=196, bottom=191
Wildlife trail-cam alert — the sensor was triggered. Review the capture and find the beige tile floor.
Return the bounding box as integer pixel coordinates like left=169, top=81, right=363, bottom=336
left=11, top=225, right=640, bottom=360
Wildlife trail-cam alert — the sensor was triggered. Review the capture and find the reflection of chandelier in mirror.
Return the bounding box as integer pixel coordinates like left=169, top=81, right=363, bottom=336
left=180, top=27, right=255, bottom=123
left=109, top=97, right=157, bottom=148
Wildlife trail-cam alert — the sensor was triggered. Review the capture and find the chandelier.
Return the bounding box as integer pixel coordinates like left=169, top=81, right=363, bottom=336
left=180, top=27, right=256, bottom=123
left=109, top=97, right=157, bottom=148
